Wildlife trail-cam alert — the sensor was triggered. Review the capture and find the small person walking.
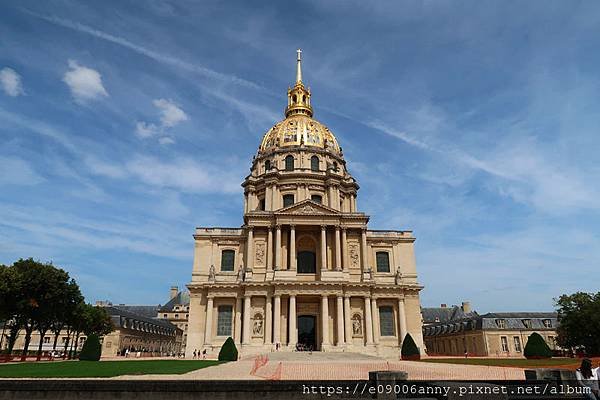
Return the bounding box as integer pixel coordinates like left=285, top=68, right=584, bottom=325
left=193, top=349, right=197, bottom=359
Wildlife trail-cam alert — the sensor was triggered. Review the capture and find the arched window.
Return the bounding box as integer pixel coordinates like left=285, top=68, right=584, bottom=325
left=285, top=155, right=294, bottom=171
left=221, top=250, right=235, bottom=272
left=376, top=251, right=390, bottom=273
left=264, top=160, right=271, bottom=172
left=283, top=194, right=295, bottom=208
left=332, top=162, right=338, bottom=172
left=311, top=156, right=319, bottom=171
left=311, top=194, right=322, bottom=204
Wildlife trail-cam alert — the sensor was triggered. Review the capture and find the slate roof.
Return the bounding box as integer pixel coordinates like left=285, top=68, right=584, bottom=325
left=423, top=312, right=558, bottom=337
left=159, top=291, right=190, bottom=312
left=421, top=306, right=478, bottom=324
left=103, top=306, right=180, bottom=333
left=112, top=305, right=160, bottom=319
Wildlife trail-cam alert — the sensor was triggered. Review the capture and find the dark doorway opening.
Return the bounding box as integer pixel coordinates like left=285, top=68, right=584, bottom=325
left=297, top=315, right=317, bottom=351
left=297, top=251, right=316, bottom=273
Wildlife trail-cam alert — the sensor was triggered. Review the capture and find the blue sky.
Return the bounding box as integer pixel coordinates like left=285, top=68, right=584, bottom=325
left=1, top=1, right=599, bottom=312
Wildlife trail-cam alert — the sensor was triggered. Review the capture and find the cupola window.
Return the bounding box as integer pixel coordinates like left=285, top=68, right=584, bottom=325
left=285, top=155, right=294, bottom=171
left=311, top=156, right=319, bottom=171
left=311, top=195, right=322, bottom=204
left=283, top=194, right=295, bottom=208
left=264, top=160, right=271, bottom=172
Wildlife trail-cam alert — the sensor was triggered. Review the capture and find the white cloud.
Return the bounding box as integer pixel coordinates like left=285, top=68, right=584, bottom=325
left=63, top=60, right=108, bottom=103
left=152, top=98, right=188, bottom=127
left=0, top=68, right=24, bottom=96
left=158, top=136, right=175, bottom=145
left=134, top=121, right=158, bottom=138
left=0, top=156, right=44, bottom=185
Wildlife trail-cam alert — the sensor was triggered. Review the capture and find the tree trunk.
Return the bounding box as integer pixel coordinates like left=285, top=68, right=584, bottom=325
left=7, top=323, right=20, bottom=356
left=72, top=331, right=81, bottom=359
left=36, top=328, right=48, bottom=361
left=0, top=320, right=7, bottom=352
left=52, top=331, right=59, bottom=351
left=21, top=326, right=33, bottom=361
left=62, top=329, right=71, bottom=359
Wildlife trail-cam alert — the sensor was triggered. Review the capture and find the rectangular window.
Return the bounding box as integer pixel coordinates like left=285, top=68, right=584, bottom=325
left=311, top=194, right=322, bottom=204
left=542, top=319, right=552, bottom=328
left=513, top=336, right=522, bottom=352
left=43, top=337, right=50, bottom=344
left=217, top=305, right=233, bottom=336
left=376, top=252, right=390, bottom=273
left=221, top=250, right=235, bottom=272
left=283, top=194, right=294, bottom=208
left=495, top=319, right=506, bottom=329
left=501, top=336, right=509, bottom=352
left=522, top=319, right=532, bottom=328
left=378, top=306, right=395, bottom=336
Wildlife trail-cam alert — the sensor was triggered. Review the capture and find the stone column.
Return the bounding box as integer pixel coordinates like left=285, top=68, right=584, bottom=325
left=371, top=298, right=379, bottom=345
left=320, top=225, right=327, bottom=270
left=275, top=225, right=281, bottom=270
left=398, top=298, right=408, bottom=344
left=289, top=225, right=296, bottom=272
left=364, top=297, right=374, bottom=345
left=321, top=295, right=330, bottom=346
left=234, top=297, right=243, bottom=344
left=341, top=228, right=348, bottom=271
left=360, top=228, right=368, bottom=273
left=204, top=297, right=214, bottom=345
left=328, top=186, right=334, bottom=208
left=265, top=295, right=272, bottom=344
left=344, top=296, right=352, bottom=345
left=273, top=295, right=281, bottom=344
left=334, top=226, right=342, bottom=271
left=265, top=185, right=272, bottom=211
left=289, top=295, right=297, bottom=347
left=242, top=295, right=251, bottom=344
left=267, top=227, right=273, bottom=271
left=336, top=295, right=345, bottom=346
left=247, top=227, right=254, bottom=270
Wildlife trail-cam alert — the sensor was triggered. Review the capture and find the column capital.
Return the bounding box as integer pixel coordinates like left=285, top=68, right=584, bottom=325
left=275, top=224, right=281, bottom=229
left=335, top=225, right=341, bottom=231
left=244, top=294, right=252, bottom=299
left=341, top=226, right=347, bottom=231
left=289, top=224, right=296, bottom=229
left=321, top=224, right=327, bottom=230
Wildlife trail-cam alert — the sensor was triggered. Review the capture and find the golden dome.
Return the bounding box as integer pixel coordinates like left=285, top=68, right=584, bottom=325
left=259, top=50, right=341, bottom=154
left=259, top=114, right=340, bottom=153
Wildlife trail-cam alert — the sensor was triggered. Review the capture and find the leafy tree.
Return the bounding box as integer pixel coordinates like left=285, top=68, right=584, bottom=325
left=83, top=305, right=113, bottom=336
left=79, top=334, right=102, bottom=361
left=218, top=337, right=238, bottom=361
left=555, top=292, right=600, bottom=355
left=401, top=333, right=421, bottom=360
left=51, top=281, right=83, bottom=352
left=523, top=332, right=553, bottom=359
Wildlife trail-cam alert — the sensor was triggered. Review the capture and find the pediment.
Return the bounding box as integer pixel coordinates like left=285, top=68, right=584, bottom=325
left=275, top=199, right=340, bottom=215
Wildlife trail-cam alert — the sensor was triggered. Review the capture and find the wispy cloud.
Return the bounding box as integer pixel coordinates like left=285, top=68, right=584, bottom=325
left=0, top=156, right=44, bottom=186
left=25, top=10, right=262, bottom=91
left=0, top=67, right=24, bottom=96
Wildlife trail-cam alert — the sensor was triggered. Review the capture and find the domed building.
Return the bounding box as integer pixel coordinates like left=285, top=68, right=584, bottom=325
left=186, top=50, right=424, bottom=357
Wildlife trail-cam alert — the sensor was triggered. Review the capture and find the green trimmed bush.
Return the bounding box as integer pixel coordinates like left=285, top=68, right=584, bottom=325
left=218, top=337, right=238, bottom=361
left=523, top=332, right=553, bottom=359
left=401, top=333, right=421, bottom=360
left=78, top=334, right=101, bottom=361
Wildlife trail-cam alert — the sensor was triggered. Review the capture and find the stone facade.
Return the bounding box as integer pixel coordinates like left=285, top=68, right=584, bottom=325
left=185, top=50, right=424, bottom=358
left=422, top=311, right=558, bottom=357
left=157, top=287, right=190, bottom=354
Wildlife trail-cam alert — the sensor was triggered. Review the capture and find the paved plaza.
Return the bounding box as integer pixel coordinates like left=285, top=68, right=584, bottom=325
left=111, top=353, right=526, bottom=381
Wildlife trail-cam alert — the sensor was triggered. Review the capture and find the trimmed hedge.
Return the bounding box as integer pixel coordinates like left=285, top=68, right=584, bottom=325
left=401, top=333, right=420, bottom=360
left=218, top=337, right=238, bottom=361
left=78, top=334, right=101, bottom=361
left=524, top=332, right=553, bottom=359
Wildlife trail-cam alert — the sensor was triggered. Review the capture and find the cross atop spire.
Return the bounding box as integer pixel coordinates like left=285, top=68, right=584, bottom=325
left=296, top=48, right=302, bottom=83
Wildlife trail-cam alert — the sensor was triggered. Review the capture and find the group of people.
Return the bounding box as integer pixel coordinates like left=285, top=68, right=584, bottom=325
left=577, top=358, right=600, bottom=400
left=192, top=349, right=207, bottom=359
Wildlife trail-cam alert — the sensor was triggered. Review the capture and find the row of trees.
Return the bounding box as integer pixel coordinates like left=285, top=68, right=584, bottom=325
left=0, top=258, right=113, bottom=360
left=556, top=291, right=600, bottom=356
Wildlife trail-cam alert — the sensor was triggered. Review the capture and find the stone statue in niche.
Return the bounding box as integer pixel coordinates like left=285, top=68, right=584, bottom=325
left=252, top=313, right=264, bottom=336
left=237, top=265, right=245, bottom=282
left=395, top=269, right=402, bottom=285
left=255, top=243, right=265, bottom=265
left=352, top=314, right=363, bottom=336
left=208, top=265, right=216, bottom=281
left=367, top=266, right=373, bottom=281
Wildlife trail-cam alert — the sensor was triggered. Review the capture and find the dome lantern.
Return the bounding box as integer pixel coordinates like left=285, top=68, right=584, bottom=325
left=285, top=49, right=313, bottom=118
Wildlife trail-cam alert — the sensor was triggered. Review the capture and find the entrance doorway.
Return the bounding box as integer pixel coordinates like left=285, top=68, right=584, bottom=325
left=297, top=315, right=317, bottom=351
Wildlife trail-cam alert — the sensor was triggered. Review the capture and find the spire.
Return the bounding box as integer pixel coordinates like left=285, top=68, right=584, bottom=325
left=296, top=48, right=302, bottom=83
left=285, top=49, right=313, bottom=118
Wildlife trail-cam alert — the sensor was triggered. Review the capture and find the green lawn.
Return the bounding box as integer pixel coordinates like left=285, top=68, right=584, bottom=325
left=420, top=358, right=578, bottom=368
left=0, top=360, right=223, bottom=378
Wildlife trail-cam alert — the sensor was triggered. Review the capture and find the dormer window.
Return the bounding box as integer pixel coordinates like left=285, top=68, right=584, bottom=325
left=495, top=319, right=506, bottom=329
left=522, top=319, right=532, bottom=329
left=542, top=319, right=552, bottom=328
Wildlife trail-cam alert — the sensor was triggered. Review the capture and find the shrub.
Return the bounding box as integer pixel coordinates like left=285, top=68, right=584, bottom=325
left=78, top=334, right=102, bottom=361
left=401, top=333, right=420, bottom=360
left=524, top=332, right=553, bottom=359
left=218, top=337, right=238, bottom=361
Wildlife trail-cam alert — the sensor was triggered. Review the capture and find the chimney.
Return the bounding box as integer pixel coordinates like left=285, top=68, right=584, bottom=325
left=462, top=301, right=471, bottom=313
left=440, top=304, right=447, bottom=308
left=170, top=286, right=179, bottom=300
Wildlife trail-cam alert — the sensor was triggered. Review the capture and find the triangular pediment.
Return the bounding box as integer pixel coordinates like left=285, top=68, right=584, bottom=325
left=275, top=199, right=340, bottom=215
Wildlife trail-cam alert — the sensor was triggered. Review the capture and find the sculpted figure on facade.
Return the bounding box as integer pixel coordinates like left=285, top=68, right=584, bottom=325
left=395, top=269, right=402, bottom=285
left=352, top=314, right=363, bottom=336
left=208, top=265, right=216, bottom=281
left=348, top=244, right=359, bottom=268
left=252, top=313, right=264, bottom=336
left=255, top=243, right=265, bottom=265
